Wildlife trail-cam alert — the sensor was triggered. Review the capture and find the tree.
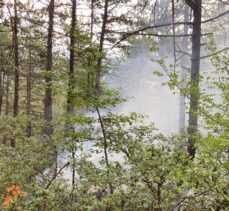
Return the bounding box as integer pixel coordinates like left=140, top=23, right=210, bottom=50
left=66, top=0, right=77, bottom=193
left=95, top=0, right=108, bottom=94
left=179, top=3, right=189, bottom=130
left=0, top=56, right=4, bottom=114
left=66, top=0, right=77, bottom=117
left=44, top=0, right=55, bottom=136
left=0, top=1, right=228, bottom=210
left=26, top=47, right=32, bottom=137
left=13, top=0, right=19, bottom=121
left=185, top=0, right=201, bottom=158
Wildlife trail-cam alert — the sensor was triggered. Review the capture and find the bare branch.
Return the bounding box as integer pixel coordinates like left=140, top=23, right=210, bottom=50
left=176, top=47, right=229, bottom=59
left=45, top=162, right=70, bottom=189
left=139, top=32, right=211, bottom=38
left=202, top=10, right=229, bottom=23
left=112, top=21, right=192, bottom=48
left=112, top=12, right=225, bottom=49
left=219, top=0, right=229, bottom=6
left=200, top=47, right=229, bottom=59
left=176, top=50, right=191, bottom=57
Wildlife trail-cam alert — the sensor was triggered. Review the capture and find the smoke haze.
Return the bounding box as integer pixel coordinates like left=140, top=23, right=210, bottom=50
left=109, top=45, right=180, bottom=135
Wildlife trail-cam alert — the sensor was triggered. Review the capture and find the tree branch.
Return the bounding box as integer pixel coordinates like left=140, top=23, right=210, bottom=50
left=219, top=0, right=229, bottom=6
left=143, top=32, right=212, bottom=38
left=202, top=10, right=229, bottom=23
left=45, top=162, right=70, bottom=189
left=176, top=50, right=191, bottom=57
left=112, top=21, right=192, bottom=48
left=111, top=9, right=228, bottom=49
left=185, top=0, right=195, bottom=10
left=200, top=47, right=229, bottom=59
left=177, top=47, right=229, bottom=59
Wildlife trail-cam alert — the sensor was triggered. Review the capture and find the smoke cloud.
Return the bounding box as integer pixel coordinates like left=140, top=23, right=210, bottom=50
left=109, top=44, right=180, bottom=135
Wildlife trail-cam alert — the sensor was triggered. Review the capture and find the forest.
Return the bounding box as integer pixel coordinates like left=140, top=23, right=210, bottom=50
left=0, top=0, right=228, bottom=210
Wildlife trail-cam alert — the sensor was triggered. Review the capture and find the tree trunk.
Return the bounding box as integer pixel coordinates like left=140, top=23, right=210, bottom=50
left=0, top=67, right=4, bottom=114
left=95, top=0, right=109, bottom=94
left=90, top=0, right=94, bottom=41
left=67, top=0, right=77, bottom=193
left=179, top=3, right=189, bottom=130
left=87, top=0, right=94, bottom=94
left=26, top=48, right=32, bottom=137
left=11, top=0, right=20, bottom=147
left=5, top=75, right=9, bottom=116
left=67, top=0, right=76, bottom=116
left=13, top=0, right=19, bottom=118
left=174, top=6, right=191, bottom=210
left=96, top=107, right=113, bottom=194
left=186, top=0, right=202, bottom=158
left=44, top=0, right=55, bottom=136
left=94, top=0, right=112, bottom=194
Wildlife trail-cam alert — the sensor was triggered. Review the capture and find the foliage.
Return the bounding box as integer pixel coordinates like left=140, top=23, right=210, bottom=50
left=0, top=1, right=228, bottom=210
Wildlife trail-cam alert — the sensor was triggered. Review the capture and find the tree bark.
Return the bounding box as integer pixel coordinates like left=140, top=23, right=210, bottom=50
left=96, top=107, right=113, bottom=194
left=13, top=0, right=19, bottom=118
left=11, top=0, right=20, bottom=147
left=0, top=67, right=4, bottom=114
left=67, top=0, right=76, bottom=116
left=90, top=0, right=94, bottom=41
left=26, top=48, right=32, bottom=137
left=87, top=0, right=94, bottom=94
left=44, top=0, right=55, bottom=136
left=186, top=0, right=202, bottom=158
left=95, top=0, right=109, bottom=94
left=5, top=75, right=9, bottom=116
left=179, top=3, right=189, bottom=130
left=66, top=0, right=77, bottom=193
left=94, top=0, right=112, bottom=194
left=172, top=0, right=177, bottom=69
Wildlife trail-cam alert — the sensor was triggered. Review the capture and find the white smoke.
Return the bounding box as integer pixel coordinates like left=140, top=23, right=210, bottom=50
left=109, top=44, right=180, bottom=135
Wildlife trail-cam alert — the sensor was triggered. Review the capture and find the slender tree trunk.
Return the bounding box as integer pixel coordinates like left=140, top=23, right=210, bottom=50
left=90, top=0, right=94, bottom=41
left=174, top=6, right=191, bottom=209
left=96, top=107, right=113, bottom=194
left=5, top=75, right=9, bottom=116
left=26, top=48, right=32, bottom=137
left=44, top=0, right=55, bottom=136
left=95, top=0, right=109, bottom=94
left=179, top=4, right=189, bottom=130
left=13, top=0, right=19, bottom=118
left=0, top=68, right=4, bottom=114
left=11, top=0, right=20, bottom=147
left=71, top=149, right=76, bottom=196
left=67, top=0, right=76, bottom=116
left=171, top=0, right=176, bottom=70
left=0, top=53, right=4, bottom=114
left=66, top=0, right=77, bottom=193
left=1, top=71, right=6, bottom=145
left=186, top=0, right=202, bottom=158
left=87, top=0, right=94, bottom=95
left=94, top=0, right=112, bottom=194
left=157, top=183, right=162, bottom=211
